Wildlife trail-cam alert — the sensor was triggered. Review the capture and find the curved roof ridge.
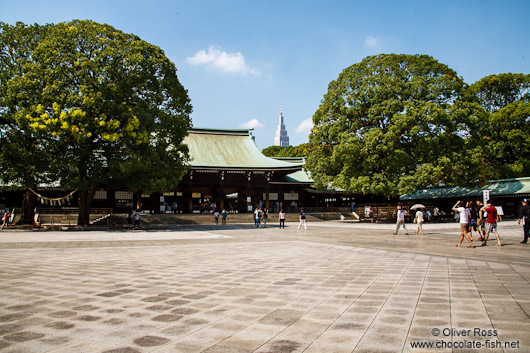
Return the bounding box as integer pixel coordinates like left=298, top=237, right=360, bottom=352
left=184, top=128, right=303, bottom=171
left=189, top=127, right=253, bottom=136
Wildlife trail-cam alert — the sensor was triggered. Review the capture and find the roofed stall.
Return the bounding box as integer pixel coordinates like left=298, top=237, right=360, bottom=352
left=400, top=177, right=530, bottom=218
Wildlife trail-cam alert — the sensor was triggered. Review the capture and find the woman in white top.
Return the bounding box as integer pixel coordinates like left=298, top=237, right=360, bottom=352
left=415, top=209, right=425, bottom=235
left=279, top=209, right=286, bottom=229
left=452, top=200, right=475, bottom=248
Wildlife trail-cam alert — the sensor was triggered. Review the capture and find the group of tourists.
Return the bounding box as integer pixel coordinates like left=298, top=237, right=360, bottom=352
left=253, top=207, right=269, bottom=228
left=452, top=199, right=501, bottom=248
left=127, top=210, right=141, bottom=229
left=393, top=199, right=530, bottom=248
left=213, top=209, right=228, bottom=225
left=252, top=207, right=306, bottom=230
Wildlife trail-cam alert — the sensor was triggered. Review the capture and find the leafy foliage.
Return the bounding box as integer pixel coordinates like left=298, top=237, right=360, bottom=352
left=0, top=20, right=192, bottom=224
left=0, top=22, right=52, bottom=188
left=262, top=144, right=310, bottom=158
left=306, top=54, right=488, bottom=196
left=469, top=73, right=530, bottom=112
left=469, top=74, right=530, bottom=178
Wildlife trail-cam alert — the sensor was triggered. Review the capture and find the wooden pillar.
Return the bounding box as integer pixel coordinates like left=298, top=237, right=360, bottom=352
left=184, top=172, right=193, bottom=214
left=219, top=187, right=225, bottom=211
left=265, top=182, right=270, bottom=210
left=185, top=184, right=192, bottom=214
left=212, top=184, right=219, bottom=211
left=238, top=189, right=245, bottom=213
left=219, top=171, right=225, bottom=211
left=246, top=178, right=251, bottom=212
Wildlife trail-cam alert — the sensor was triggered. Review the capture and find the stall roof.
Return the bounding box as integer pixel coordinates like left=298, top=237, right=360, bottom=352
left=184, top=128, right=303, bottom=172
left=400, top=177, right=530, bottom=200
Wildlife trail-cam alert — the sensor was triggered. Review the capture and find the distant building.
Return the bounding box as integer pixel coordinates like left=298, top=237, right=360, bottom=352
left=274, top=105, right=289, bottom=147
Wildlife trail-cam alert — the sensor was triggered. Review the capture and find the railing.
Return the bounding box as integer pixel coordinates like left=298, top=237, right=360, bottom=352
left=37, top=207, right=79, bottom=214
left=304, top=207, right=353, bottom=213
left=36, top=207, right=113, bottom=214
left=90, top=208, right=113, bottom=214
left=34, top=208, right=113, bottom=226
left=36, top=214, right=78, bottom=226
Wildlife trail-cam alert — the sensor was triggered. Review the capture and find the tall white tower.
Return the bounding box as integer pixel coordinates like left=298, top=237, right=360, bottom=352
left=274, top=105, right=290, bottom=147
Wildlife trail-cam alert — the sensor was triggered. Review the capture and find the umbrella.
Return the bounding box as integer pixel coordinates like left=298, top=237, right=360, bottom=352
left=410, top=204, right=426, bottom=210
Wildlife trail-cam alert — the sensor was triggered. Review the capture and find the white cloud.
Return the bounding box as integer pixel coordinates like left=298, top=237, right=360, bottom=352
left=186, top=45, right=260, bottom=75
left=364, top=35, right=381, bottom=48
left=295, top=118, right=313, bottom=134
left=239, top=118, right=265, bottom=129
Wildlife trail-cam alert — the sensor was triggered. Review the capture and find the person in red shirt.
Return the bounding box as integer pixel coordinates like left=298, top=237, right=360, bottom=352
left=480, top=200, right=502, bottom=247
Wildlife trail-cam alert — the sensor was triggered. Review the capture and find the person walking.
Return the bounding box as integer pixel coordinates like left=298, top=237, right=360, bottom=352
left=467, top=201, right=482, bottom=241
left=214, top=209, right=220, bottom=225
left=1, top=210, right=8, bottom=229
left=414, top=208, right=425, bottom=235
left=393, top=205, right=408, bottom=235
left=262, top=208, right=268, bottom=227
left=517, top=199, right=530, bottom=244
left=127, top=210, right=133, bottom=228
left=480, top=200, right=502, bottom=247
left=452, top=200, right=474, bottom=248
left=297, top=208, right=307, bottom=230
left=254, top=207, right=261, bottom=229
left=476, top=200, right=486, bottom=241
left=279, top=209, right=286, bottom=229
left=221, top=209, right=227, bottom=225
left=133, top=210, right=140, bottom=229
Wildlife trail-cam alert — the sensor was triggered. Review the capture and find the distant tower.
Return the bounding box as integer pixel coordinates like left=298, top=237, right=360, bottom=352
left=274, top=105, right=290, bottom=147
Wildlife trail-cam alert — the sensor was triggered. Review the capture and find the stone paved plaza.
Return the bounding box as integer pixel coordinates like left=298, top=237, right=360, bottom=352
left=0, top=220, right=529, bottom=353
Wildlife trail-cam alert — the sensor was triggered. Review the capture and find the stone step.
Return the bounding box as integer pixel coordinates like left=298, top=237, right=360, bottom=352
left=104, top=213, right=326, bottom=226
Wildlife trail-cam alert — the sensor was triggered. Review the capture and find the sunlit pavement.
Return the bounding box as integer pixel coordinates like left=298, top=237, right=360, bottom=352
left=0, top=220, right=529, bottom=352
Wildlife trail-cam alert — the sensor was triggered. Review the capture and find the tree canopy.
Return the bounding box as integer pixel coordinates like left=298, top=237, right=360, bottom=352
left=468, top=73, right=530, bottom=179
left=306, top=54, right=488, bottom=196
left=0, top=22, right=51, bottom=188
left=262, top=144, right=310, bottom=158
left=0, top=20, right=192, bottom=224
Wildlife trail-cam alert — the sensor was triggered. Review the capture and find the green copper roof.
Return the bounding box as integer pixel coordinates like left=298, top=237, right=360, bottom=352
left=184, top=128, right=303, bottom=171
left=269, top=157, right=313, bottom=184
left=283, top=170, right=314, bottom=183
left=400, top=177, right=530, bottom=200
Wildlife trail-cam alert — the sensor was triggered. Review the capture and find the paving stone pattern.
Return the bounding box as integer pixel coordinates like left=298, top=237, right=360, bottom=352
left=0, top=222, right=529, bottom=352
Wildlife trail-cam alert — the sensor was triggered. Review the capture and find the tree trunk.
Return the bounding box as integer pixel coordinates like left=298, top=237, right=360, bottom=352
left=78, top=184, right=98, bottom=226
left=136, top=190, right=142, bottom=210
left=22, top=188, right=38, bottom=225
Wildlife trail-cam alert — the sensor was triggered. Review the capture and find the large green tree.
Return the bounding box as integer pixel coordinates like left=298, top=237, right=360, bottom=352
left=306, top=54, right=487, bottom=196
left=2, top=20, right=192, bottom=225
left=468, top=73, right=530, bottom=179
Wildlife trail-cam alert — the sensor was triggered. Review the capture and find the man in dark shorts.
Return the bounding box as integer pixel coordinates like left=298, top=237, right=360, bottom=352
left=466, top=201, right=481, bottom=241
left=518, top=199, right=530, bottom=244
left=476, top=200, right=486, bottom=241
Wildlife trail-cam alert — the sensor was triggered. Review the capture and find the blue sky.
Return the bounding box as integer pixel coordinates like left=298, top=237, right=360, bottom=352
left=2, top=0, right=529, bottom=149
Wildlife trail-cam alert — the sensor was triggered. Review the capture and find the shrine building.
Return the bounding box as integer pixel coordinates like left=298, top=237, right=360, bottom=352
left=174, top=128, right=310, bottom=213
